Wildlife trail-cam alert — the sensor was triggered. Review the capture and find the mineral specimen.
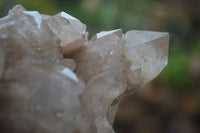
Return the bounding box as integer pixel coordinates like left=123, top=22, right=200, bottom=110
left=0, top=5, right=169, bottom=133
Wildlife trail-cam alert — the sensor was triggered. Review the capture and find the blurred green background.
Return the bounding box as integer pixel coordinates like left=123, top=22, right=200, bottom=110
left=0, top=0, right=200, bottom=133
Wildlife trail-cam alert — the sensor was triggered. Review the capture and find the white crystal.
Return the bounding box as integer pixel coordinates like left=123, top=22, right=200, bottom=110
left=60, top=67, right=79, bottom=82
left=59, top=11, right=79, bottom=21
left=96, top=29, right=122, bottom=39
left=22, top=11, right=42, bottom=28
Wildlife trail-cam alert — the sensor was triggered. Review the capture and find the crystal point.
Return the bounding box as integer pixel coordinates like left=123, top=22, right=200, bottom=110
left=124, top=30, right=169, bottom=87
left=45, top=11, right=87, bottom=55
left=96, top=29, right=122, bottom=39
left=8, top=4, right=26, bottom=14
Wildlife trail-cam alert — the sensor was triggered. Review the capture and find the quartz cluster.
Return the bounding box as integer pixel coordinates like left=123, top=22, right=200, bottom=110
left=0, top=5, right=169, bottom=133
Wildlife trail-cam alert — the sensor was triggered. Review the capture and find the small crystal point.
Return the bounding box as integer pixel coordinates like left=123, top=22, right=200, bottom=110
left=58, top=11, right=79, bottom=21
left=96, top=29, right=122, bottom=39
left=8, top=4, right=26, bottom=14
left=60, top=67, right=79, bottom=82
left=45, top=11, right=88, bottom=55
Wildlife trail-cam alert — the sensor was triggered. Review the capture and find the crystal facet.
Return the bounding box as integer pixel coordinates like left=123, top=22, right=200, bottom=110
left=124, top=30, right=169, bottom=88
left=44, top=11, right=88, bottom=55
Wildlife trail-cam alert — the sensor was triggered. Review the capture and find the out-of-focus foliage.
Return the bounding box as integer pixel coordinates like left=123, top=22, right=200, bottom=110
left=0, top=0, right=200, bottom=133
left=17, top=0, right=59, bottom=14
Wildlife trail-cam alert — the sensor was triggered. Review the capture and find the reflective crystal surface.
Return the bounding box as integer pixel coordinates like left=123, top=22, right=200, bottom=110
left=0, top=5, right=169, bottom=133
left=124, top=30, right=169, bottom=88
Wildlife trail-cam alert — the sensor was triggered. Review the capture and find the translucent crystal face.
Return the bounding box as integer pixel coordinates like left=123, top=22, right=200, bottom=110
left=44, top=11, right=87, bottom=55
left=74, top=29, right=125, bottom=82
left=124, top=30, right=169, bottom=88
left=0, top=4, right=169, bottom=133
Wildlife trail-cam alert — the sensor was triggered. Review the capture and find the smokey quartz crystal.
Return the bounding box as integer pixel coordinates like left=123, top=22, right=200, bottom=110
left=0, top=5, right=169, bottom=133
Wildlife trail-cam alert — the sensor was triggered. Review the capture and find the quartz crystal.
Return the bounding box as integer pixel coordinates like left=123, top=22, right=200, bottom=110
left=124, top=30, right=169, bottom=89
left=44, top=11, right=88, bottom=55
left=73, top=29, right=126, bottom=133
left=0, top=5, right=169, bottom=133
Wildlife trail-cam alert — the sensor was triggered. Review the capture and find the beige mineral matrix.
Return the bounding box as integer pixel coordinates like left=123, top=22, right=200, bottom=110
left=0, top=5, right=169, bottom=133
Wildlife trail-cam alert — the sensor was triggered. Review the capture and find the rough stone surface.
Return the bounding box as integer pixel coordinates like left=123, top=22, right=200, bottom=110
left=0, top=5, right=169, bottom=133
